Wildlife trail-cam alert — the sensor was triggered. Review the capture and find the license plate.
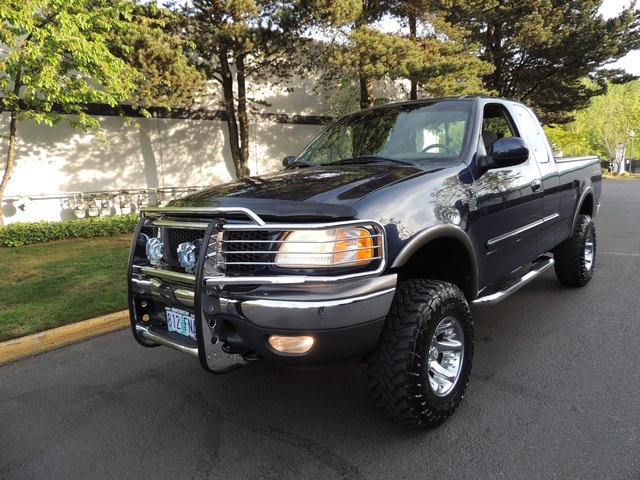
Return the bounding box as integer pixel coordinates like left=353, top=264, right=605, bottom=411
left=166, top=307, right=197, bottom=340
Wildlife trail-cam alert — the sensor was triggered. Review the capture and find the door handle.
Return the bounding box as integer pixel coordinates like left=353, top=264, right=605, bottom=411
left=531, top=179, right=543, bottom=193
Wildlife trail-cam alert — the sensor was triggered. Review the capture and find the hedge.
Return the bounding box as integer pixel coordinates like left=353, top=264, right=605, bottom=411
left=0, top=214, right=140, bottom=247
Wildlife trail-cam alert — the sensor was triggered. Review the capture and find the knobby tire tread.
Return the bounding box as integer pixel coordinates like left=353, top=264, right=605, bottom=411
left=367, top=279, right=473, bottom=429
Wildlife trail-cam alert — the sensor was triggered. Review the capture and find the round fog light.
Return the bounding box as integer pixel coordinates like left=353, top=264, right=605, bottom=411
left=268, top=335, right=314, bottom=354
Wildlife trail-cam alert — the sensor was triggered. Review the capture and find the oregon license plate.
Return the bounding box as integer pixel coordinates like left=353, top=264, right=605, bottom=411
left=166, top=307, right=197, bottom=340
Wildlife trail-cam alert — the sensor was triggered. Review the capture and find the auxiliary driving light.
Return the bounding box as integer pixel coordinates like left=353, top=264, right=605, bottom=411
left=146, top=237, right=164, bottom=261
left=268, top=335, right=315, bottom=354
left=177, top=240, right=203, bottom=269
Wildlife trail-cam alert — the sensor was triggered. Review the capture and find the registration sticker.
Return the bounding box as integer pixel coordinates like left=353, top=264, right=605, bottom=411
left=166, top=307, right=197, bottom=340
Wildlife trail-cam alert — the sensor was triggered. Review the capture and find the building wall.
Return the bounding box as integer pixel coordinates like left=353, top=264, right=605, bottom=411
left=0, top=110, right=323, bottom=224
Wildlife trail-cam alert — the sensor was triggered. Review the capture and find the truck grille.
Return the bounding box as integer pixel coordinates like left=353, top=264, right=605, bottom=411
left=165, top=228, right=205, bottom=265
left=223, top=231, right=272, bottom=274
left=132, top=208, right=385, bottom=281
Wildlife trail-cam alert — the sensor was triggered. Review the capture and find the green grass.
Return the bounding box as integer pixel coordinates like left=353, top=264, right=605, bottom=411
left=0, top=234, right=132, bottom=342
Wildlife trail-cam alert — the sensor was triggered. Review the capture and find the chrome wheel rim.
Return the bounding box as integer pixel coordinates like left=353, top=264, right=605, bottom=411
left=584, top=229, right=594, bottom=271
left=427, top=316, right=464, bottom=397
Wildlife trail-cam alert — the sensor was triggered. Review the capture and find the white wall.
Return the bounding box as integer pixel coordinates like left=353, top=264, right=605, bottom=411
left=0, top=112, right=322, bottom=224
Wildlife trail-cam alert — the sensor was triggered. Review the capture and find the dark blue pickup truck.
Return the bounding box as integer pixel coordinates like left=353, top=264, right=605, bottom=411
left=128, top=96, right=601, bottom=428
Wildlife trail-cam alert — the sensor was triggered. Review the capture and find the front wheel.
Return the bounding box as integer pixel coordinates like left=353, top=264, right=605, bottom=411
left=554, top=214, right=596, bottom=287
left=367, top=280, right=474, bottom=429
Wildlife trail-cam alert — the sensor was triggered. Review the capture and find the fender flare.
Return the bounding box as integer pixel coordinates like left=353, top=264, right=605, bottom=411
left=571, top=186, right=595, bottom=231
left=390, top=224, right=479, bottom=299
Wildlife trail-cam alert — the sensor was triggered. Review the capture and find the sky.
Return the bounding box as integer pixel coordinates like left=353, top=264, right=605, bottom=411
left=599, top=0, right=640, bottom=75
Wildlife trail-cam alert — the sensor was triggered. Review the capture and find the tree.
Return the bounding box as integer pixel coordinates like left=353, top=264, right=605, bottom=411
left=430, top=0, right=640, bottom=123
left=107, top=3, right=206, bottom=110
left=390, top=1, right=492, bottom=100
left=316, top=0, right=492, bottom=111
left=550, top=81, right=640, bottom=173
left=167, top=0, right=310, bottom=179
left=0, top=0, right=202, bottom=226
left=0, top=0, right=141, bottom=226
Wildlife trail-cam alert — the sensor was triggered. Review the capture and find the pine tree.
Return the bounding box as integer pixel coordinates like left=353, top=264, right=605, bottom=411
left=429, top=0, right=640, bottom=122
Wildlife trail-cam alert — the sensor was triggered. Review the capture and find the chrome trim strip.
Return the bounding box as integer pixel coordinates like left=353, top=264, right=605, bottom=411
left=139, top=267, right=196, bottom=285
left=135, top=324, right=199, bottom=358
left=487, top=219, right=543, bottom=247
left=486, top=214, right=558, bottom=248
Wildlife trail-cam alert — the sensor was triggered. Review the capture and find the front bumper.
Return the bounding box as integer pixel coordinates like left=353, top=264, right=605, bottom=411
left=128, top=207, right=395, bottom=373
left=130, top=273, right=396, bottom=372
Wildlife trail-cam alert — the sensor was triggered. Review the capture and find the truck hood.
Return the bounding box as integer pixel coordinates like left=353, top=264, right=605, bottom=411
left=169, top=166, right=428, bottom=221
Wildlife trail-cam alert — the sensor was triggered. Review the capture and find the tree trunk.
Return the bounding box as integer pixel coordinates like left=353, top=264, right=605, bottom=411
left=236, top=53, right=251, bottom=178
left=0, top=110, right=18, bottom=227
left=409, top=13, right=418, bottom=100
left=218, top=51, right=248, bottom=179
left=360, top=76, right=374, bottom=109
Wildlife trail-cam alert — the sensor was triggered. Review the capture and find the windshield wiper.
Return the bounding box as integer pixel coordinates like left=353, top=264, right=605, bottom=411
left=327, top=156, right=416, bottom=166
left=284, top=159, right=319, bottom=169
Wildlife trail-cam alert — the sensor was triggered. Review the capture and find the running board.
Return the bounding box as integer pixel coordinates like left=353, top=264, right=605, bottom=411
left=472, top=256, right=555, bottom=306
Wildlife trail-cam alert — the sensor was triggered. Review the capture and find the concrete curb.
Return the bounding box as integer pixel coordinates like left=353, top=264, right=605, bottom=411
left=0, top=311, right=130, bottom=366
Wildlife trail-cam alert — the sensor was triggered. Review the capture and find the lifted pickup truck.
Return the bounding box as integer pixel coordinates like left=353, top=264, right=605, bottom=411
left=128, top=96, right=601, bottom=429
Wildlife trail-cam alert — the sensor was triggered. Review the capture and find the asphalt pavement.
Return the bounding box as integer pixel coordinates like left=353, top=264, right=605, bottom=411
left=1, top=179, right=638, bottom=480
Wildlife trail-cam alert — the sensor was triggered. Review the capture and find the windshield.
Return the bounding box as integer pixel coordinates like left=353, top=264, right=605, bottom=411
left=295, top=100, right=472, bottom=167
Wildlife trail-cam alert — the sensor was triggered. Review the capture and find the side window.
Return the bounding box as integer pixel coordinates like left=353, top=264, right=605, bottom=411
left=513, top=104, right=551, bottom=164
left=481, top=105, right=516, bottom=154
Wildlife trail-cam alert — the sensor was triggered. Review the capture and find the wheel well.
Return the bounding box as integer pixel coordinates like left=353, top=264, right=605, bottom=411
left=392, top=238, right=475, bottom=300
left=579, top=193, right=594, bottom=217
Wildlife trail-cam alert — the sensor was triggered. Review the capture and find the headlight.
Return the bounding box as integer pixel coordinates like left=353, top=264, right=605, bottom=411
left=275, top=227, right=375, bottom=268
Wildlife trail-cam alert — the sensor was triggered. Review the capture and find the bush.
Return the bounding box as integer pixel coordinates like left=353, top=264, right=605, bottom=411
left=0, top=214, right=139, bottom=247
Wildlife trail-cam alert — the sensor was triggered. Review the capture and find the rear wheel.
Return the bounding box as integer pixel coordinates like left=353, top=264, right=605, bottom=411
left=554, top=214, right=596, bottom=287
left=367, top=279, right=474, bottom=429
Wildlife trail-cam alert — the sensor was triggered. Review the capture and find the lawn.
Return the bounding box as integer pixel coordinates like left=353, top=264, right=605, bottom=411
left=0, top=234, right=132, bottom=342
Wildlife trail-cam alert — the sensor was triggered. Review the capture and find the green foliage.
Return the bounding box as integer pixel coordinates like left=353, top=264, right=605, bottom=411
left=107, top=4, right=206, bottom=110
left=431, top=0, right=640, bottom=123
left=168, top=0, right=312, bottom=179
left=314, top=1, right=494, bottom=109
left=547, top=81, right=640, bottom=172
left=0, top=215, right=139, bottom=247
left=0, top=0, right=142, bottom=128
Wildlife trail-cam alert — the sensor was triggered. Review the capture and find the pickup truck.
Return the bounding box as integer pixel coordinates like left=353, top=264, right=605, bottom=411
left=128, top=96, right=601, bottom=429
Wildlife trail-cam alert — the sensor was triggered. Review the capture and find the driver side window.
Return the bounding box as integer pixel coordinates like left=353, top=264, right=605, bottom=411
left=482, top=105, right=516, bottom=154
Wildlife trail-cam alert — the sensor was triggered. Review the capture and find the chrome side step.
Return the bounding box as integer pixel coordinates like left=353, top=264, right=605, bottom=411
left=473, top=256, right=555, bottom=306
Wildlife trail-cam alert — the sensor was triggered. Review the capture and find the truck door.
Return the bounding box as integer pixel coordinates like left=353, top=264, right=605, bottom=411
left=511, top=104, right=563, bottom=254
left=474, top=103, right=545, bottom=287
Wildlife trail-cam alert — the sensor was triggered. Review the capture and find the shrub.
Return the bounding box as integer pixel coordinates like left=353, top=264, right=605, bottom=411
left=0, top=214, right=139, bottom=247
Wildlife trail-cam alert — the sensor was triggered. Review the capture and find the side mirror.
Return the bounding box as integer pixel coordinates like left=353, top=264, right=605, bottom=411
left=478, top=137, right=529, bottom=169
left=282, top=156, right=297, bottom=167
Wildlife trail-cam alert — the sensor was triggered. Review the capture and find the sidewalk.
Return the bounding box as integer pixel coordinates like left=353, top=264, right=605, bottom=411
left=0, top=311, right=129, bottom=365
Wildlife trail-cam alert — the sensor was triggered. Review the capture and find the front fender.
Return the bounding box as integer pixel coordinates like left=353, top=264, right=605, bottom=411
left=390, top=224, right=479, bottom=299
